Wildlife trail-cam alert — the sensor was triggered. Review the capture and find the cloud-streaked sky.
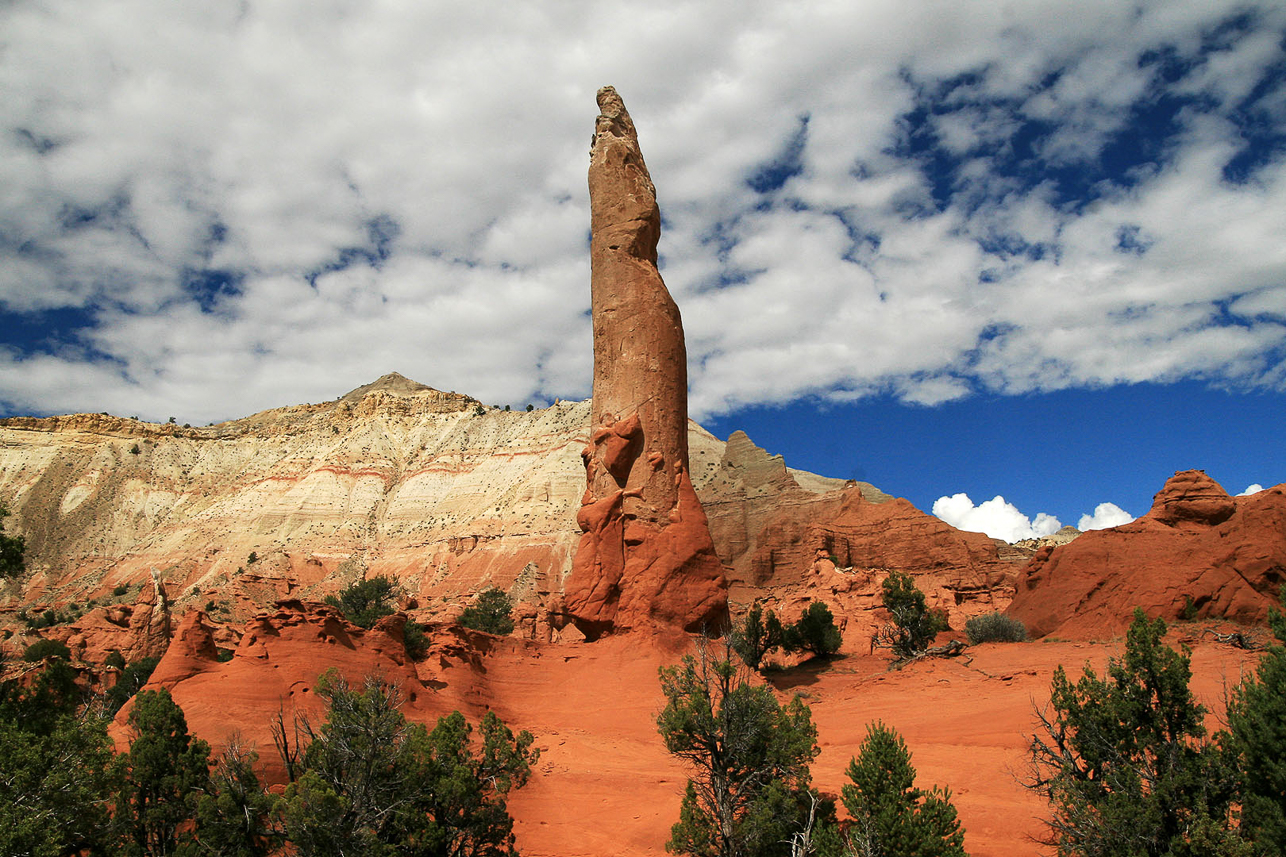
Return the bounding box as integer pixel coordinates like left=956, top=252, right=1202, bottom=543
left=3, top=1, right=1284, bottom=539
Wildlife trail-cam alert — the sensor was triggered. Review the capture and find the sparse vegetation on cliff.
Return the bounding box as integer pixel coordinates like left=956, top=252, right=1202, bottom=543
left=325, top=575, right=397, bottom=629
left=458, top=587, right=514, bottom=635
left=22, top=638, right=71, bottom=663
left=0, top=505, right=25, bottom=579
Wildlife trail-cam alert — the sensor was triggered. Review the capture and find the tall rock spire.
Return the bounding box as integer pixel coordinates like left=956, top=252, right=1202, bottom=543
left=564, top=86, right=728, bottom=635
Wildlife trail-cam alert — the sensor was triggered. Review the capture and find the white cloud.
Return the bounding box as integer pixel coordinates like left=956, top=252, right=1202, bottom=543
left=0, top=0, right=1284, bottom=424
left=1077, top=502, right=1136, bottom=531
left=1238, top=484, right=1265, bottom=496
left=932, top=493, right=1062, bottom=543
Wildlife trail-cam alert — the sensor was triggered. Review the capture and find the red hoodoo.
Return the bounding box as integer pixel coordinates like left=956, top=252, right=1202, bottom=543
left=564, top=87, right=728, bottom=635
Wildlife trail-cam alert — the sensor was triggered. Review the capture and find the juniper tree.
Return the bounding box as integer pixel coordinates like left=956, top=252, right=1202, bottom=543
left=1227, top=588, right=1286, bottom=851
left=840, top=723, right=965, bottom=857
left=113, top=688, right=213, bottom=857
left=1027, top=610, right=1237, bottom=856
left=657, top=637, right=829, bottom=857
left=278, top=670, right=538, bottom=857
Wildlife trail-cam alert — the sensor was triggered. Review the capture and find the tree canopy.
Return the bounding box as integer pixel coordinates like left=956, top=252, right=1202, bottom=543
left=657, top=638, right=828, bottom=857
left=278, top=670, right=538, bottom=857
left=841, top=723, right=966, bottom=857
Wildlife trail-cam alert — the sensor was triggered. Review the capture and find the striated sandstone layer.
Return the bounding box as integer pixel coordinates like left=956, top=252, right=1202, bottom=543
left=566, top=87, right=727, bottom=634
left=1007, top=470, right=1286, bottom=639
left=0, top=374, right=591, bottom=641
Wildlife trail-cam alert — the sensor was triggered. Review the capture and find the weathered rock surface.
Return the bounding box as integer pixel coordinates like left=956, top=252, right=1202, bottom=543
left=1007, top=470, right=1286, bottom=639
left=566, top=87, right=727, bottom=634
left=110, top=599, right=443, bottom=769
left=1013, top=524, right=1081, bottom=551
left=0, top=374, right=591, bottom=639
left=44, top=571, right=171, bottom=666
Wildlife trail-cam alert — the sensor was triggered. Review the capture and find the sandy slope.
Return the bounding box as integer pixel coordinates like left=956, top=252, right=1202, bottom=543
left=485, top=628, right=1260, bottom=857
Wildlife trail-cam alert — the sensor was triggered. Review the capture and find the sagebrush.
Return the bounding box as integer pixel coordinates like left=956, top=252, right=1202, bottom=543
left=965, top=612, right=1028, bottom=644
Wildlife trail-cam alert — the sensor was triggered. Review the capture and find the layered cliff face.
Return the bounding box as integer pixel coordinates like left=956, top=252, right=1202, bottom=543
left=1007, top=470, right=1286, bottom=639
left=1, top=369, right=1028, bottom=657
left=0, top=373, right=592, bottom=641
left=566, top=87, right=727, bottom=634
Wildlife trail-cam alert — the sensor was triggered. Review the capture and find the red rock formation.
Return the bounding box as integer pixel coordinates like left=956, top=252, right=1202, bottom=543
left=112, top=600, right=445, bottom=766
left=727, top=486, right=1029, bottom=641
left=565, top=87, right=727, bottom=634
left=1007, top=471, right=1286, bottom=639
left=54, top=571, right=172, bottom=665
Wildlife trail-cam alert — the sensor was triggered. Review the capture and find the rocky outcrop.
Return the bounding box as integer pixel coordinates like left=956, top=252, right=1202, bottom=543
left=725, top=486, right=1029, bottom=641
left=1007, top=471, right=1286, bottom=639
left=1013, top=525, right=1081, bottom=552
left=700, top=430, right=880, bottom=591
left=48, top=571, right=171, bottom=666
left=565, top=87, right=727, bottom=634
left=110, top=599, right=447, bottom=765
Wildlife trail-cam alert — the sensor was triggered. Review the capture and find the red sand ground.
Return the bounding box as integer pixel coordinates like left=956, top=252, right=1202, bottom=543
left=133, top=618, right=1263, bottom=857
left=454, top=628, right=1260, bottom=857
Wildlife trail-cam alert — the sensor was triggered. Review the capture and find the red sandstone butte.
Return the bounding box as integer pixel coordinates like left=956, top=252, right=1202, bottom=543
left=1007, top=470, right=1286, bottom=639
left=565, top=86, right=727, bottom=635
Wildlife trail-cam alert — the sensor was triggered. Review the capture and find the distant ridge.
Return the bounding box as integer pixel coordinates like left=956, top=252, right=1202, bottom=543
left=339, top=372, right=448, bottom=401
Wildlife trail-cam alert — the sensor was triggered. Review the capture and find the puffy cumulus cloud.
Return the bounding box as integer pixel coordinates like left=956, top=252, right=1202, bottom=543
left=1238, top=484, right=1265, bottom=496
left=1077, top=502, right=1136, bottom=532
left=1, top=0, right=1285, bottom=423
left=932, top=493, right=1062, bottom=543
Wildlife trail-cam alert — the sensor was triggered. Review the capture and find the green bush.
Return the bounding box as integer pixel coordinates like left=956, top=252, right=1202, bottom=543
left=1028, top=610, right=1239, bottom=854
left=731, top=602, right=783, bottom=670
left=403, top=619, right=428, bottom=661
left=965, top=612, right=1028, bottom=644
left=458, top=588, right=514, bottom=635
left=112, top=583, right=129, bottom=597
left=783, top=602, right=842, bottom=657
left=657, top=640, right=828, bottom=856
left=842, top=722, right=966, bottom=855
left=105, top=649, right=126, bottom=670
left=277, top=672, right=537, bottom=856
left=105, top=655, right=162, bottom=715
left=325, top=576, right=397, bottom=629
left=873, top=571, right=947, bottom=660
left=23, top=639, right=71, bottom=663
left=1228, top=586, right=1286, bottom=848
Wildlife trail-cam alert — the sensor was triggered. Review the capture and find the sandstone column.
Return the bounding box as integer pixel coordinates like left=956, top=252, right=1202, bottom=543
left=564, top=86, right=728, bottom=635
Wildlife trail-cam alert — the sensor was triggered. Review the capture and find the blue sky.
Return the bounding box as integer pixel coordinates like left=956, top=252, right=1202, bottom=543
left=1, top=1, right=1284, bottom=539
